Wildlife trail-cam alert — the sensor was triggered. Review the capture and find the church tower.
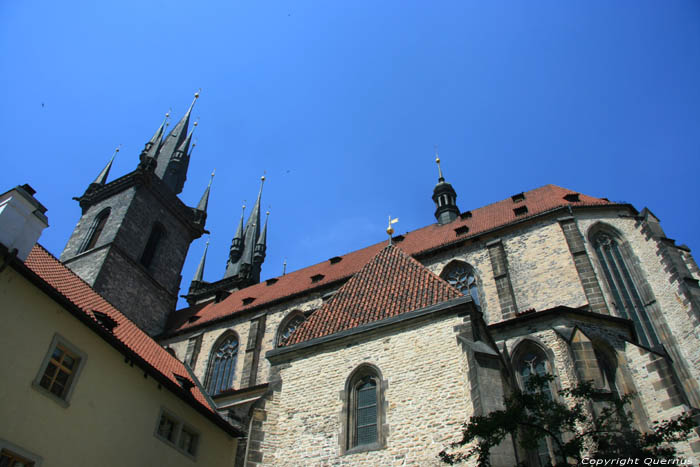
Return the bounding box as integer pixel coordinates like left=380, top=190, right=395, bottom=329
left=60, top=93, right=209, bottom=335
left=184, top=176, right=269, bottom=306
left=432, top=155, right=460, bottom=224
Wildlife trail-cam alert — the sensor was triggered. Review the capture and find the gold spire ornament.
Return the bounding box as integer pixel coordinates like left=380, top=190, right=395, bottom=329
left=386, top=216, right=399, bottom=245
left=435, top=145, right=444, bottom=181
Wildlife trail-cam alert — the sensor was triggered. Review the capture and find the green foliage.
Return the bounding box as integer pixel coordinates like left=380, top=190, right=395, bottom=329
left=439, top=375, right=695, bottom=466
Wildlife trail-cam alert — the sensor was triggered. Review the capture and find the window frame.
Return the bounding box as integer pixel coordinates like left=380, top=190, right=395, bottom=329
left=32, top=333, right=87, bottom=408
left=440, top=260, right=483, bottom=307
left=511, top=340, right=561, bottom=467
left=140, top=222, right=166, bottom=269
left=275, top=311, right=307, bottom=348
left=588, top=227, right=660, bottom=349
left=153, top=408, right=201, bottom=460
left=341, top=364, right=386, bottom=455
left=77, top=207, right=111, bottom=254
left=0, top=439, right=43, bottom=467
left=204, top=331, right=240, bottom=396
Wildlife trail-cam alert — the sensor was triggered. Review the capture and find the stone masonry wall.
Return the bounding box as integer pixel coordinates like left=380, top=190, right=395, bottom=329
left=577, top=213, right=700, bottom=400
left=261, top=313, right=472, bottom=466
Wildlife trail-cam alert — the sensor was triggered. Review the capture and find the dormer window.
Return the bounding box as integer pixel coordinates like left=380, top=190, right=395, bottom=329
left=511, top=192, right=526, bottom=203
left=311, top=274, right=324, bottom=283
left=564, top=193, right=580, bottom=202
left=513, top=206, right=528, bottom=216
left=242, top=297, right=255, bottom=306
left=266, top=278, right=279, bottom=286
left=455, top=225, right=469, bottom=236
left=329, top=256, right=343, bottom=265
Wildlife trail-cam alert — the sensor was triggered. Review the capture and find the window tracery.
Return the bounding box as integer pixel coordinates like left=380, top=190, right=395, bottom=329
left=442, top=261, right=481, bottom=306
left=205, top=334, right=238, bottom=395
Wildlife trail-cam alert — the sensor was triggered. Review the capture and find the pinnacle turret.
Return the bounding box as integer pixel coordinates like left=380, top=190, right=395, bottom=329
left=224, top=176, right=267, bottom=283
left=138, top=115, right=167, bottom=171
left=155, top=93, right=197, bottom=178
left=93, top=147, right=119, bottom=185
left=192, top=239, right=209, bottom=283
left=197, top=170, right=215, bottom=213
left=254, top=211, right=269, bottom=265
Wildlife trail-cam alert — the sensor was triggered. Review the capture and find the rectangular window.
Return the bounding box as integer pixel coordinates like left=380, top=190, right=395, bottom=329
left=33, top=334, right=86, bottom=406
left=0, top=449, right=35, bottom=467
left=178, top=426, right=199, bottom=456
left=157, top=413, right=178, bottom=443
left=155, top=409, right=201, bottom=459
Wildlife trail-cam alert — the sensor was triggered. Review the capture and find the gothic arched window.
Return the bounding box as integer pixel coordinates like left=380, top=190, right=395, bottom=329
left=78, top=208, right=111, bottom=253
left=205, top=333, right=239, bottom=395
left=441, top=261, right=481, bottom=306
left=344, top=364, right=385, bottom=453
left=592, top=231, right=659, bottom=348
left=513, top=341, right=557, bottom=467
left=140, top=222, right=166, bottom=268
left=276, top=312, right=306, bottom=347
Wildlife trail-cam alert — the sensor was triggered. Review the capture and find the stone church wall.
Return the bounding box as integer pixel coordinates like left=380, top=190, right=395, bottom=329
left=261, top=313, right=471, bottom=466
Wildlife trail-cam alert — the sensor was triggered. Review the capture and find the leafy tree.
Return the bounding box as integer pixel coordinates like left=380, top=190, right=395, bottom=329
left=439, top=374, right=695, bottom=466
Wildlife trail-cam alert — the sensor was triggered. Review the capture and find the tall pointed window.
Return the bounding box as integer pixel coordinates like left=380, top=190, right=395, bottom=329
left=205, top=333, right=239, bottom=395
left=140, top=222, right=166, bottom=268
left=513, top=342, right=557, bottom=467
left=344, top=364, right=385, bottom=453
left=592, top=232, right=659, bottom=348
left=78, top=208, right=110, bottom=253
left=441, top=261, right=481, bottom=306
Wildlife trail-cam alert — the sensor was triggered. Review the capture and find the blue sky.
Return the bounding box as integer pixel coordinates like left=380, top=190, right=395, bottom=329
left=2, top=1, right=699, bottom=308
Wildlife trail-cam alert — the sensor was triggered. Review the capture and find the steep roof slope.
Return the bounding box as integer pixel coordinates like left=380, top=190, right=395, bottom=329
left=282, top=244, right=463, bottom=346
left=165, top=184, right=614, bottom=335
left=22, top=244, right=238, bottom=434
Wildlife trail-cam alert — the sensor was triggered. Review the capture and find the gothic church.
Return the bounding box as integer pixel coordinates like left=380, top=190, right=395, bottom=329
left=57, top=96, right=700, bottom=466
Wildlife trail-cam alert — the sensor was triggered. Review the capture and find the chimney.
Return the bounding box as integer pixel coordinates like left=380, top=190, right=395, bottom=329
left=0, top=184, right=49, bottom=261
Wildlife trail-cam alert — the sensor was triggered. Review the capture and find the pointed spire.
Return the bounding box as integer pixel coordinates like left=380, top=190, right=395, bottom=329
left=197, top=170, right=215, bottom=212
left=254, top=210, right=269, bottom=264
left=138, top=112, right=169, bottom=171
left=155, top=90, right=199, bottom=182
left=93, top=146, right=120, bottom=185
left=224, top=203, right=246, bottom=277
left=241, top=175, right=265, bottom=267
left=193, top=239, right=209, bottom=282
left=435, top=146, right=445, bottom=182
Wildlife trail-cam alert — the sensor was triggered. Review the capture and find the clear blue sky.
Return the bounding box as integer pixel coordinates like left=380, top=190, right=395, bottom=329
left=2, top=1, right=699, bottom=308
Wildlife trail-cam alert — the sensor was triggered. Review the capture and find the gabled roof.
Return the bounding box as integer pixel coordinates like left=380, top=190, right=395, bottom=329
left=165, top=184, right=615, bottom=336
left=17, top=244, right=241, bottom=437
left=282, top=244, right=463, bottom=346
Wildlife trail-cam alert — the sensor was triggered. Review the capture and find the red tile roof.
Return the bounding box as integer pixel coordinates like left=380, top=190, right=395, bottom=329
left=165, top=184, right=614, bottom=335
left=282, top=244, right=463, bottom=346
left=23, top=245, right=222, bottom=418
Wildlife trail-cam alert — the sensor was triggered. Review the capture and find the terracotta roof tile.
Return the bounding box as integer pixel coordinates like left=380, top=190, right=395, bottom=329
left=283, top=244, right=463, bottom=346
left=24, top=245, right=217, bottom=414
left=166, top=184, right=613, bottom=334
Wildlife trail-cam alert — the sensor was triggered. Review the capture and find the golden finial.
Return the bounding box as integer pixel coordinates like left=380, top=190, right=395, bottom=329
left=115, top=145, right=121, bottom=153
left=211, top=169, right=216, bottom=178
left=261, top=175, right=266, bottom=182
left=194, top=88, right=201, bottom=99
left=386, top=216, right=399, bottom=244
left=266, top=210, right=270, bottom=216
left=435, top=145, right=444, bottom=181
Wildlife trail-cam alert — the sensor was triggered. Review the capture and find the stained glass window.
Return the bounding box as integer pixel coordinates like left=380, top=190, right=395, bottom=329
left=277, top=314, right=305, bottom=346
left=355, top=379, right=378, bottom=446
left=206, top=335, right=238, bottom=395
left=593, top=233, right=659, bottom=348
left=443, top=262, right=481, bottom=306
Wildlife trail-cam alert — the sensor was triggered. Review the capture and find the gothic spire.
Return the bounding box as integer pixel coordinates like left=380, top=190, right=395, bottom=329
left=432, top=153, right=460, bottom=225
left=224, top=204, right=246, bottom=277
left=240, top=175, right=265, bottom=267
left=254, top=210, right=269, bottom=264
left=155, top=91, right=199, bottom=183
left=192, top=239, right=209, bottom=283
left=197, top=170, right=215, bottom=212
left=93, top=146, right=119, bottom=185
left=138, top=114, right=168, bottom=171
left=224, top=175, right=266, bottom=282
